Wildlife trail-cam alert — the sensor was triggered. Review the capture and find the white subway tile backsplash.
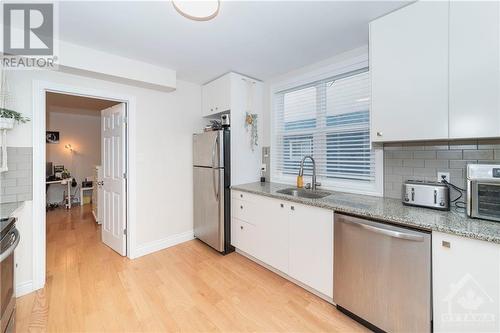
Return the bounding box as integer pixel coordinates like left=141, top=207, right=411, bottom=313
left=413, top=151, right=436, bottom=159
left=436, top=150, right=463, bottom=160
left=0, top=147, right=32, bottom=204
left=424, top=160, right=449, bottom=168
left=463, top=150, right=494, bottom=160
left=383, top=139, right=500, bottom=199
left=403, top=159, right=425, bottom=168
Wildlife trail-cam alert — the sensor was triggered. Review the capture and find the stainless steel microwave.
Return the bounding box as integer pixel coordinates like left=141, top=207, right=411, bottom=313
left=467, top=164, right=500, bottom=222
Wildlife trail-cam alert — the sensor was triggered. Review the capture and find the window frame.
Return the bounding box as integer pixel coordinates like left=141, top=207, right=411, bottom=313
left=270, top=53, right=383, bottom=197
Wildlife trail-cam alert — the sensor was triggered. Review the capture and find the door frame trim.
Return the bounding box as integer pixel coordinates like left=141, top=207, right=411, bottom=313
left=32, top=80, right=137, bottom=291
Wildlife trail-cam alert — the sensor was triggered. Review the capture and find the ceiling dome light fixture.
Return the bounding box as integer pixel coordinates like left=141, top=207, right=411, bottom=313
left=172, top=0, right=220, bottom=21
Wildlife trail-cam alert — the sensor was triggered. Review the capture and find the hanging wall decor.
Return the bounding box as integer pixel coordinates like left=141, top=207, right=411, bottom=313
left=46, top=131, right=60, bottom=144
left=245, top=112, right=258, bottom=151
left=0, top=67, right=29, bottom=172
left=244, top=78, right=258, bottom=151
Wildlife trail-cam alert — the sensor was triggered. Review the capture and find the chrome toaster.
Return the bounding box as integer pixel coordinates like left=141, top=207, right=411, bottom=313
left=402, top=180, right=450, bottom=211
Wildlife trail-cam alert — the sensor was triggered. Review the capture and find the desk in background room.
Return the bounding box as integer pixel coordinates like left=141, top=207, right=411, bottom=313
left=46, top=178, right=72, bottom=209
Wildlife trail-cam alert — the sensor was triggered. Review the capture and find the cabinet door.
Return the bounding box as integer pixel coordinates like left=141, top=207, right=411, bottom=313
left=202, top=83, right=215, bottom=117
left=289, top=203, right=333, bottom=297
left=449, top=1, right=500, bottom=139
left=202, top=74, right=231, bottom=116
left=231, top=218, right=258, bottom=257
left=257, top=197, right=289, bottom=273
left=370, top=1, right=449, bottom=142
left=433, top=232, right=500, bottom=332
left=211, top=74, right=231, bottom=114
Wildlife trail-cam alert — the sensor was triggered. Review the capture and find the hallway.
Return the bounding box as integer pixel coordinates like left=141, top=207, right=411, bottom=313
left=16, top=205, right=366, bottom=332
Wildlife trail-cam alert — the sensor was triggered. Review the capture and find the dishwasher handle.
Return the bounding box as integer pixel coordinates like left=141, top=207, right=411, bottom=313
left=340, top=216, right=425, bottom=242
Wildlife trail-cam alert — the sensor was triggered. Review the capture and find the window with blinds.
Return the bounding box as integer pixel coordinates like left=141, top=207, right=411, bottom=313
left=273, top=68, right=379, bottom=190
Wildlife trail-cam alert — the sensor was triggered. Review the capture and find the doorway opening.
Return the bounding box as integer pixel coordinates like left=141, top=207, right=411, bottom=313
left=45, top=92, right=128, bottom=258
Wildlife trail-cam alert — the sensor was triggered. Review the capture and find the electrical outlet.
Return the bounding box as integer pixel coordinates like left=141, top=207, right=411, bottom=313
left=437, top=172, right=450, bottom=183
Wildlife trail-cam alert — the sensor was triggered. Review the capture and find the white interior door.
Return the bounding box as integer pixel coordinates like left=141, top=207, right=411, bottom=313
left=101, top=103, right=126, bottom=256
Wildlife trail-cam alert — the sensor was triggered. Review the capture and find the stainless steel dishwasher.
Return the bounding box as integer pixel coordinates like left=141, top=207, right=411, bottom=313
left=334, top=213, right=431, bottom=332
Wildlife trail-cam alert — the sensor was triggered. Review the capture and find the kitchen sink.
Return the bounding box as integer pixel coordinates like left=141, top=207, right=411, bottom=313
left=276, top=188, right=333, bottom=199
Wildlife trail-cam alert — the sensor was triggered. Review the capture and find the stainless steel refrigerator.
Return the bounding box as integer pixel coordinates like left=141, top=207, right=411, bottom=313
left=193, top=129, right=233, bottom=254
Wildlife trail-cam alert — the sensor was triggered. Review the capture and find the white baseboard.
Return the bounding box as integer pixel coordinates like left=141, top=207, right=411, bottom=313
left=132, top=230, right=194, bottom=259
left=16, top=280, right=34, bottom=297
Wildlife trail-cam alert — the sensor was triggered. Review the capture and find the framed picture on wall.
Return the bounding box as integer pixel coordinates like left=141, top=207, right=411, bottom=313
left=46, top=131, right=60, bottom=144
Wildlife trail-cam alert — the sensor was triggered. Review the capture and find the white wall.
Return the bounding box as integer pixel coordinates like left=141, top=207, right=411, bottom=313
left=46, top=108, right=101, bottom=204
left=7, top=69, right=204, bottom=293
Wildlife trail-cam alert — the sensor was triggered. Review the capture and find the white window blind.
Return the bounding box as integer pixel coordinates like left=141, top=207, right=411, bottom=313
left=273, top=68, right=377, bottom=187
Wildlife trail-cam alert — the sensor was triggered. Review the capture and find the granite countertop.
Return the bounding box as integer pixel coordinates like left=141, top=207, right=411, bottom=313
left=232, top=182, right=500, bottom=245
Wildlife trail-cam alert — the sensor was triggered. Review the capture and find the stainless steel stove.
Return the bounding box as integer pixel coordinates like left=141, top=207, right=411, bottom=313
left=0, top=218, right=19, bottom=333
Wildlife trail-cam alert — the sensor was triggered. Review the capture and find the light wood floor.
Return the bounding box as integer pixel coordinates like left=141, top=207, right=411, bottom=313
left=16, top=205, right=367, bottom=332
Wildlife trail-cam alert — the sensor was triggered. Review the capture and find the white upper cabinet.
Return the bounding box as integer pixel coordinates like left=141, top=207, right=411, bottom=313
left=370, top=0, right=500, bottom=142
left=370, top=1, right=449, bottom=142
left=449, top=1, right=500, bottom=139
left=202, top=74, right=231, bottom=116
left=202, top=72, right=263, bottom=186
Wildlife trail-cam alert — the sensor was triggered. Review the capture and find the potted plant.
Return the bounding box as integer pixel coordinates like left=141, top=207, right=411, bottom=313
left=0, top=108, right=30, bottom=129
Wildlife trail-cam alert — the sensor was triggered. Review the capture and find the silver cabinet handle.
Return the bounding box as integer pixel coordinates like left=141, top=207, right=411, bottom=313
left=240, top=205, right=243, bottom=209
left=240, top=226, right=243, bottom=230
left=240, top=194, right=243, bottom=198
left=341, top=218, right=424, bottom=242
left=377, top=132, right=383, bottom=137
left=290, top=206, right=295, bottom=211
left=280, top=203, right=284, bottom=208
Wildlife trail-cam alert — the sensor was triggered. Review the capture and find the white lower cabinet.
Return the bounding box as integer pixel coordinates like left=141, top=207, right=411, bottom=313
left=258, top=197, right=289, bottom=273
left=289, top=203, right=333, bottom=297
left=432, top=232, right=500, bottom=332
left=231, top=190, right=334, bottom=298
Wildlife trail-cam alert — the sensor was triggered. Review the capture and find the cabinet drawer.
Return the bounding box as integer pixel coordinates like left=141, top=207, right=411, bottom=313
left=231, top=218, right=258, bottom=257
left=231, top=190, right=259, bottom=202
left=232, top=198, right=257, bottom=225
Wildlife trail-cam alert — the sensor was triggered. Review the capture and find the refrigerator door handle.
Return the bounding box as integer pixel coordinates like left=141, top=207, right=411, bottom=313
left=211, top=135, right=219, bottom=201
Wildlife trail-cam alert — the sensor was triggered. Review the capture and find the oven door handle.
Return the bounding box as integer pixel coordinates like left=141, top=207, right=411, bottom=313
left=0, top=228, right=20, bottom=263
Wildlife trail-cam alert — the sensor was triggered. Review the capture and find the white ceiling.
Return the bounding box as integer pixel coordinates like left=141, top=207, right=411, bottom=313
left=46, top=92, right=120, bottom=116
left=59, top=1, right=409, bottom=84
